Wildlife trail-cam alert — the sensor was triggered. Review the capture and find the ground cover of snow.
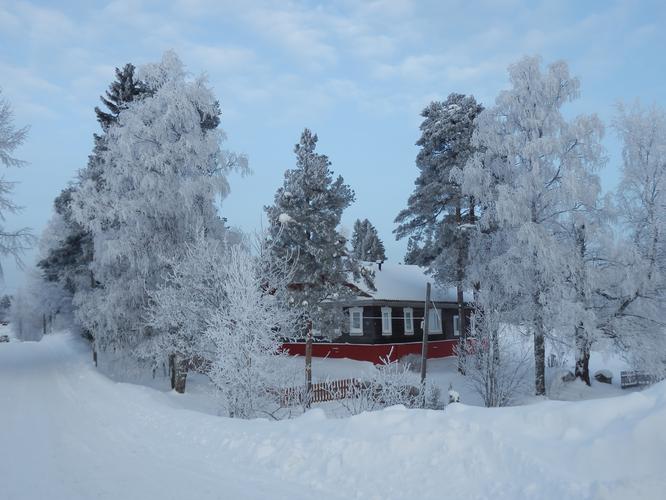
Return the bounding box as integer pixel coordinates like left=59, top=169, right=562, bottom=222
left=2, top=332, right=665, bottom=500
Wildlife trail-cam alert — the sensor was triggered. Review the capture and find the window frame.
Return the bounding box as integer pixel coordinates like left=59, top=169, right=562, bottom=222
left=381, top=306, right=392, bottom=335
left=349, top=307, right=364, bottom=336
left=453, top=314, right=461, bottom=337
left=403, top=307, right=414, bottom=335
left=427, top=308, right=442, bottom=334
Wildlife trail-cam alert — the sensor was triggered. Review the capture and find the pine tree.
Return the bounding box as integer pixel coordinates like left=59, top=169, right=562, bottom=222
left=351, top=219, right=386, bottom=261
left=395, top=93, right=482, bottom=273
left=395, top=93, right=483, bottom=366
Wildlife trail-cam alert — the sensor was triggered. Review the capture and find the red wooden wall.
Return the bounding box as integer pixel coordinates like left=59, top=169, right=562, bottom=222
left=281, top=339, right=457, bottom=365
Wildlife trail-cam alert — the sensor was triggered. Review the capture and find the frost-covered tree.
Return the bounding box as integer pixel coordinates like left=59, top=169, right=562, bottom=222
left=395, top=94, right=482, bottom=269
left=351, top=218, right=386, bottom=261
left=461, top=304, right=531, bottom=407
left=0, top=89, right=34, bottom=271
left=265, top=128, right=370, bottom=334
left=395, top=94, right=483, bottom=350
left=10, top=271, right=72, bottom=341
left=265, top=129, right=371, bottom=403
left=72, top=51, right=246, bottom=358
left=204, top=235, right=300, bottom=418
left=460, top=56, right=605, bottom=395
left=601, top=101, right=666, bottom=376
left=38, top=63, right=148, bottom=338
left=147, top=228, right=241, bottom=392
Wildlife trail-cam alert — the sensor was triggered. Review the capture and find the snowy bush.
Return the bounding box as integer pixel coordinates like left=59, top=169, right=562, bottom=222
left=461, top=307, right=531, bottom=407
left=203, top=236, right=301, bottom=419
left=331, top=356, right=425, bottom=415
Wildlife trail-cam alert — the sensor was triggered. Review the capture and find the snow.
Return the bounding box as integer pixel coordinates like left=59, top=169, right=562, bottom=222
left=278, top=212, right=295, bottom=224
left=353, top=261, right=472, bottom=302
left=2, top=332, right=666, bottom=499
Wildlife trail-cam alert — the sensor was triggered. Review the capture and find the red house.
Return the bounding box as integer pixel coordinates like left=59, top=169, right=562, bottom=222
left=283, top=262, right=472, bottom=364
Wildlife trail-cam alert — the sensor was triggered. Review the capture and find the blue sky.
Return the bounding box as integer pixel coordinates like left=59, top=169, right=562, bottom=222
left=1, top=0, right=665, bottom=292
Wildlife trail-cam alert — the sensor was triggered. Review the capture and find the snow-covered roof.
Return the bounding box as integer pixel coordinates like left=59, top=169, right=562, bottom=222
left=351, top=262, right=471, bottom=303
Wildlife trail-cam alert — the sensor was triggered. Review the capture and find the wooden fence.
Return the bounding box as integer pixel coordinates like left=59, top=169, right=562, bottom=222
left=620, top=370, right=662, bottom=389
left=280, top=378, right=364, bottom=406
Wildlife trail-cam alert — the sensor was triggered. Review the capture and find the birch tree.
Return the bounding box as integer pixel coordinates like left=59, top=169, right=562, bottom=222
left=72, top=51, right=246, bottom=358
left=0, top=89, right=33, bottom=271
left=461, top=56, right=605, bottom=395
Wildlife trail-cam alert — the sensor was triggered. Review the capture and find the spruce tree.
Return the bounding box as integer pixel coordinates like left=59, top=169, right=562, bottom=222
left=265, top=128, right=371, bottom=334
left=351, top=218, right=386, bottom=261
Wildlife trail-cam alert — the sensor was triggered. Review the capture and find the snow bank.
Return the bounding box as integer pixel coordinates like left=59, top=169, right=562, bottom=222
left=1, top=333, right=665, bottom=500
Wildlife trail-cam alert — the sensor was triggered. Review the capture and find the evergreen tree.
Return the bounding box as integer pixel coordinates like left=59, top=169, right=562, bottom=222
left=395, top=93, right=483, bottom=278
left=351, top=219, right=386, bottom=261
left=95, top=64, right=149, bottom=132
left=265, top=128, right=371, bottom=334
left=395, top=93, right=483, bottom=365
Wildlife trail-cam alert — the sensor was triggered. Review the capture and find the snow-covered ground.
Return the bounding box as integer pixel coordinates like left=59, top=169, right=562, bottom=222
left=2, top=332, right=666, bottom=499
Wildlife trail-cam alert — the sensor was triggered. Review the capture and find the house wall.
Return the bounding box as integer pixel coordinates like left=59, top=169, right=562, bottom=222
left=335, top=303, right=472, bottom=344
left=282, top=339, right=458, bottom=364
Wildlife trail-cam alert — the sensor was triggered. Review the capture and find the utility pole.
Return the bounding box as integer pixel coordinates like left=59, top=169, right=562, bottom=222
left=304, top=320, right=313, bottom=408
left=420, top=282, right=431, bottom=407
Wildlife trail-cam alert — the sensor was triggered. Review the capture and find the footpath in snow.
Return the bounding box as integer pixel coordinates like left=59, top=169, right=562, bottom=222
left=1, top=333, right=666, bottom=500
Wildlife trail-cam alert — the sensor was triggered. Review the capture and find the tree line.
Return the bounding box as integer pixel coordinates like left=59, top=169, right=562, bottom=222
left=4, top=52, right=665, bottom=412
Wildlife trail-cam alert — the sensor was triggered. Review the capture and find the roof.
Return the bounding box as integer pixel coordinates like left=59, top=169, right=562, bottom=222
left=351, top=262, right=471, bottom=303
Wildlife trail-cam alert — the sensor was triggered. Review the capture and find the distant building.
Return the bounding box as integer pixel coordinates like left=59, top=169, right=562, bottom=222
left=283, top=262, right=472, bottom=364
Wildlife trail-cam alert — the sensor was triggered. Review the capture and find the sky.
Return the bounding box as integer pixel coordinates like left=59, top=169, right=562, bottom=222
left=1, top=0, right=665, bottom=292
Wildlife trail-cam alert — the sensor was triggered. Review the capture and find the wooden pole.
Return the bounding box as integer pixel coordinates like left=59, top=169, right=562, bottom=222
left=420, top=282, right=431, bottom=406
left=305, top=321, right=313, bottom=408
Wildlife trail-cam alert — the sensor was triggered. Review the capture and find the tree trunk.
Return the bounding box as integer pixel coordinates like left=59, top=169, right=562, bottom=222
left=534, top=331, right=546, bottom=396
left=456, top=285, right=466, bottom=374
left=304, top=323, right=313, bottom=408
left=170, top=353, right=189, bottom=394
left=575, top=326, right=591, bottom=385
left=420, top=282, right=432, bottom=407
left=574, top=224, right=591, bottom=386
left=455, top=202, right=467, bottom=374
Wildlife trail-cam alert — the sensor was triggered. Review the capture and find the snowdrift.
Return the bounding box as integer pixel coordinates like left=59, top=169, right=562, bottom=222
left=1, top=333, right=665, bottom=500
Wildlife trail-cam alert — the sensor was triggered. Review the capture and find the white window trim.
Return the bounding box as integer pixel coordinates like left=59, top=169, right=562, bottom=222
left=403, top=307, right=414, bottom=335
left=350, top=307, right=363, bottom=336
left=427, top=308, right=442, bottom=334
left=381, top=307, right=392, bottom=335
left=453, top=314, right=461, bottom=337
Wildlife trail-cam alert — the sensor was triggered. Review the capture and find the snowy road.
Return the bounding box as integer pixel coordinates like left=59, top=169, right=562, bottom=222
left=2, top=333, right=666, bottom=500
left=0, top=334, right=318, bottom=500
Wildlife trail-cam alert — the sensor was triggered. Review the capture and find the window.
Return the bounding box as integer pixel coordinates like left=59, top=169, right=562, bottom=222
left=381, top=307, right=392, bottom=335
left=403, top=307, right=414, bottom=335
left=427, top=308, right=442, bottom=334
left=350, top=307, right=363, bottom=335
left=453, top=315, right=461, bottom=337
